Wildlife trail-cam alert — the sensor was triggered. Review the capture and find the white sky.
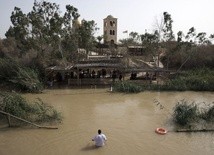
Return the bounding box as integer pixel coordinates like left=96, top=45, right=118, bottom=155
left=0, top=0, right=214, bottom=40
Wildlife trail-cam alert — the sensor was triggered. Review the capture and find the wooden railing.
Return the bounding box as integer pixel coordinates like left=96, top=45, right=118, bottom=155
left=0, top=110, right=58, bottom=129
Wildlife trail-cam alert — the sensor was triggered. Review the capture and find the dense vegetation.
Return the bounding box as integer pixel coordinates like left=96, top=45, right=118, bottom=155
left=0, top=92, right=62, bottom=125
left=172, top=100, right=214, bottom=128
left=0, top=0, right=213, bottom=93
left=113, top=68, right=214, bottom=92
left=152, top=68, right=214, bottom=91
left=161, top=43, right=214, bottom=69
left=0, top=0, right=98, bottom=93
left=0, top=58, right=43, bottom=92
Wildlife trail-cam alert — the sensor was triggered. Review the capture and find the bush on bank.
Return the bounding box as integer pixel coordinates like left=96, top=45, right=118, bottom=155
left=0, top=92, right=62, bottom=124
left=115, top=68, right=214, bottom=93
left=153, top=68, right=214, bottom=91
left=113, top=81, right=143, bottom=93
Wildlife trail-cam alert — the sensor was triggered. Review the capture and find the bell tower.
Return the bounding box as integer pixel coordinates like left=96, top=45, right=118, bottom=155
left=103, top=15, right=117, bottom=44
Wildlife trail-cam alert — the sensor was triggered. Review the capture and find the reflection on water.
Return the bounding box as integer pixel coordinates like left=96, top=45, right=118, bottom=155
left=0, top=89, right=213, bottom=155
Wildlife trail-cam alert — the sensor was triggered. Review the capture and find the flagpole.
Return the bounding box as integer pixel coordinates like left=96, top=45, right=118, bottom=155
left=123, top=30, right=128, bottom=39
left=127, top=31, right=128, bottom=39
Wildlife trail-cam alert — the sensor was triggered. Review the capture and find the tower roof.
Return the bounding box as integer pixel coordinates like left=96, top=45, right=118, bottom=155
left=104, top=15, right=117, bottom=20
left=107, top=15, right=114, bottom=18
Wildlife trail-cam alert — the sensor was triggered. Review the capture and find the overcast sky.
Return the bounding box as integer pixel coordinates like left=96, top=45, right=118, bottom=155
left=0, top=0, right=214, bottom=40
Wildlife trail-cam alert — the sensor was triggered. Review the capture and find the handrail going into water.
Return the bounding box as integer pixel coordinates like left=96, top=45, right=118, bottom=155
left=0, top=110, right=58, bottom=129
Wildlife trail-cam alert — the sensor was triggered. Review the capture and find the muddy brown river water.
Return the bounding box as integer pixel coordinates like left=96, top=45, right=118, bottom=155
left=0, top=89, right=213, bottom=155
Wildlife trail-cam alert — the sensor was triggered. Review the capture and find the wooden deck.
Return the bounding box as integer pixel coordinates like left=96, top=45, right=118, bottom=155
left=68, top=78, right=114, bottom=86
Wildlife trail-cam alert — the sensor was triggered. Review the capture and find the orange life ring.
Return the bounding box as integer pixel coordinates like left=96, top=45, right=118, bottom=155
left=155, top=128, right=167, bottom=135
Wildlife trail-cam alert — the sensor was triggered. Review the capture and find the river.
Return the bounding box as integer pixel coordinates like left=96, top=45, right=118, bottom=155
left=0, top=89, right=213, bottom=155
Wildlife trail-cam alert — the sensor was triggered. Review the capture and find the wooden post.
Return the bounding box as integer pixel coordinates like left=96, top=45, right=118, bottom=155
left=77, top=68, right=80, bottom=86
left=6, top=114, right=11, bottom=127
left=176, top=129, right=214, bottom=132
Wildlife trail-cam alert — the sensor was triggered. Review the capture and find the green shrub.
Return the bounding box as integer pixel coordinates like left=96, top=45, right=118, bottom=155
left=165, top=78, right=187, bottom=91
left=172, top=99, right=214, bottom=127
left=157, top=68, right=214, bottom=91
left=0, top=58, right=43, bottom=93
left=32, top=98, right=62, bottom=122
left=114, top=81, right=143, bottom=93
left=173, top=100, right=198, bottom=126
left=0, top=92, right=62, bottom=124
left=200, top=105, right=214, bottom=122
left=205, top=105, right=214, bottom=122
left=1, top=93, right=31, bottom=119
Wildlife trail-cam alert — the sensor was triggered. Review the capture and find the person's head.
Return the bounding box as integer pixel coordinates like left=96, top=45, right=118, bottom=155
left=98, top=129, right=102, bottom=134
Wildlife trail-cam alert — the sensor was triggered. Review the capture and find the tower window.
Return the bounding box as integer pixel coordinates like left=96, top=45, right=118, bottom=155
left=112, top=21, right=116, bottom=27
left=110, top=30, right=112, bottom=35
left=110, top=21, right=116, bottom=27
left=110, top=21, right=113, bottom=26
left=113, top=30, right=115, bottom=35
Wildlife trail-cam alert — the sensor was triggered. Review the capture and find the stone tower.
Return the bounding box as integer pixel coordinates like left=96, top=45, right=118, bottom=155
left=103, top=15, right=117, bottom=44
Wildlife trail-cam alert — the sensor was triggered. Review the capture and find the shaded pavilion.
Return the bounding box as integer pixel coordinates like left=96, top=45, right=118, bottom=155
left=45, top=59, right=125, bottom=86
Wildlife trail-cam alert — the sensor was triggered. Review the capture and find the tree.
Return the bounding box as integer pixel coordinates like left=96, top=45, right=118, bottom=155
left=5, top=0, right=83, bottom=61
left=141, top=31, right=160, bottom=64
left=0, top=37, right=20, bottom=58
left=129, top=31, right=140, bottom=43
left=97, top=36, right=103, bottom=44
left=185, top=27, right=196, bottom=43
left=162, top=12, right=174, bottom=42
left=27, top=0, right=64, bottom=58
left=177, top=31, right=184, bottom=43
left=119, top=38, right=135, bottom=46
left=119, top=31, right=141, bottom=46
left=5, top=7, right=30, bottom=55
left=141, top=31, right=159, bottom=51
left=153, top=14, right=164, bottom=42
left=209, top=34, right=214, bottom=44
left=60, top=4, right=80, bottom=61
left=196, top=32, right=211, bottom=45
left=184, top=27, right=211, bottom=45
left=77, top=19, right=98, bottom=59
left=159, top=12, right=175, bottom=69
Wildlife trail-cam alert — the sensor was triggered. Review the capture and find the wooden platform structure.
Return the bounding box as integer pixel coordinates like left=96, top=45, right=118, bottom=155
left=45, top=59, right=125, bottom=86
left=45, top=58, right=174, bottom=87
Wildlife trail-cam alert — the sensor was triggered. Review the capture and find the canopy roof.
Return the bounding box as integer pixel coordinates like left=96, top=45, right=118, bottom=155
left=46, top=59, right=124, bottom=71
